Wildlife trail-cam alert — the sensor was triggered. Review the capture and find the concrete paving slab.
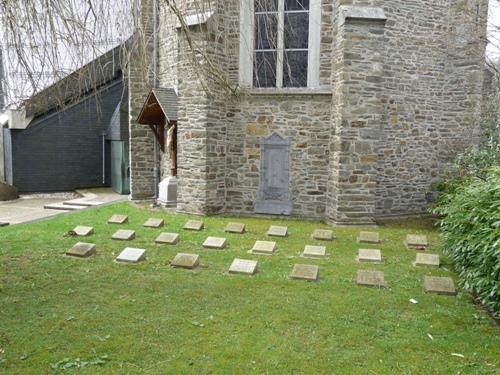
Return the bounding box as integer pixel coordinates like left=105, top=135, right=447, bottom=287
left=144, top=218, right=165, bottom=228
left=302, top=245, right=327, bottom=258
left=250, top=240, right=277, bottom=255
left=184, top=220, right=204, bottom=231
left=171, top=253, right=200, bottom=269
left=225, top=222, right=246, bottom=233
left=355, top=270, right=387, bottom=288
left=44, top=203, right=87, bottom=211
left=116, top=248, right=146, bottom=263
left=72, top=226, right=94, bottom=236
left=0, top=188, right=127, bottom=225
left=424, top=276, right=456, bottom=295
left=267, top=225, right=288, bottom=237
left=229, top=259, right=257, bottom=275
left=312, top=229, right=334, bottom=241
left=202, top=236, right=227, bottom=249
left=112, top=229, right=135, bottom=241
left=290, top=264, right=319, bottom=281
left=66, top=242, right=96, bottom=258
left=155, top=232, right=180, bottom=244
left=357, top=249, right=383, bottom=263
left=358, top=231, right=381, bottom=244
left=415, top=253, right=440, bottom=267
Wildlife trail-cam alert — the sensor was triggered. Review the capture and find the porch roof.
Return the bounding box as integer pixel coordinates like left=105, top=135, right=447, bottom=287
left=136, top=87, right=178, bottom=125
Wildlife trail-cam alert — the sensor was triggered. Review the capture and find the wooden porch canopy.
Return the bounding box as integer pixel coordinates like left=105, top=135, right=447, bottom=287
left=136, top=87, right=178, bottom=152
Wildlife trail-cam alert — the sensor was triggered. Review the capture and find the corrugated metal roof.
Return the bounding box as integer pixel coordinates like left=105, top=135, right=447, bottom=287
left=152, top=88, right=178, bottom=122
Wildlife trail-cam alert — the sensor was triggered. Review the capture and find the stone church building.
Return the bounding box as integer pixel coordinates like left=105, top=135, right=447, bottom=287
left=128, top=0, right=490, bottom=224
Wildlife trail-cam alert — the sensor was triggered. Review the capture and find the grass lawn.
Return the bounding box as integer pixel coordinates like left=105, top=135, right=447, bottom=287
left=0, top=202, right=498, bottom=374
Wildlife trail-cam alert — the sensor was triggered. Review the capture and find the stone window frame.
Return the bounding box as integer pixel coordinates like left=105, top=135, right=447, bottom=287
left=239, top=0, right=321, bottom=89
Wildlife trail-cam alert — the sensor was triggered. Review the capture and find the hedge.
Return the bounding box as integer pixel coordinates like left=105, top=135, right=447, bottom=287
left=433, top=167, right=500, bottom=316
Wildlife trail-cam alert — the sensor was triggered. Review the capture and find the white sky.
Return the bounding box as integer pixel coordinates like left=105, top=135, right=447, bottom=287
left=487, top=0, right=500, bottom=60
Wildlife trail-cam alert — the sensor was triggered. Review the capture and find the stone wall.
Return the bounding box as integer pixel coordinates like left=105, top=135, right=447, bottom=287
left=139, top=0, right=489, bottom=222
left=326, top=8, right=387, bottom=224
left=128, top=0, right=156, bottom=200
left=227, top=93, right=332, bottom=218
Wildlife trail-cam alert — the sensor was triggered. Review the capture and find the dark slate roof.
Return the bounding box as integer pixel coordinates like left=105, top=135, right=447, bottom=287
left=24, top=42, right=129, bottom=118
left=152, top=88, right=178, bottom=122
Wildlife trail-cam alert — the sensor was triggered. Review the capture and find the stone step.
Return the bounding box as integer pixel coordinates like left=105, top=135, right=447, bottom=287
left=63, top=200, right=104, bottom=207
left=44, top=203, right=87, bottom=211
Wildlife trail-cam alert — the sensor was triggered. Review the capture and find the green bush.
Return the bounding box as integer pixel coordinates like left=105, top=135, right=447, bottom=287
left=433, top=167, right=500, bottom=316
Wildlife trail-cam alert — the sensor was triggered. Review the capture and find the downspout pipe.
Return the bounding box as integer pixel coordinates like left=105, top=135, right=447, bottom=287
left=102, top=132, right=106, bottom=185
left=152, top=0, right=159, bottom=200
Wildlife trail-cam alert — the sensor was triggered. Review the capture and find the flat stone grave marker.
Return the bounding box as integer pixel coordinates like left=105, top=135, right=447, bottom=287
left=358, top=231, right=381, bottom=244
left=112, top=229, right=136, bottom=241
left=116, top=247, right=146, bottom=263
left=155, top=232, right=180, bottom=245
left=250, top=240, right=277, bottom=255
left=357, top=249, right=383, bottom=263
left=405, top=234, right=429, bottom=250
left=355, top=270, right=387, bottom=288
left=0, top=222, right=9, bottom=227
left=302, top=245, right=327, bottom=258
left=424, top=276, right=456, bottom=295
left=202, top=236, right=227, bottom=249
left=225, top=222, right=246, bottom=234
left=66, top=242, right=96, bottom=258
left=415, top=253, right=440, bottom=267
left=143, top=218, right=164, bottom=228
left=171, top=253, right=200, bottom=269
left=72, top=226, right=94, bottom=237
left=312, top=229, right=334, bottom=241
left=290, top=264, right=319, bottom=281
left=107, top=214, right=128, bottom=224
left=229, top=259, right=257, bottom=275
left=183, top=220, right=204, bottom=231
left=267, top=225, right=288, bottom=237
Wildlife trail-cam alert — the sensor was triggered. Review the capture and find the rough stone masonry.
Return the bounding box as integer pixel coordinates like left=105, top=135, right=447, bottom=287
left=128, top=0, right=489, bottom=224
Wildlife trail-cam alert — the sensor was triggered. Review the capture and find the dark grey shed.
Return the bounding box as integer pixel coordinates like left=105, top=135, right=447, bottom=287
left=2, top=44, right=129, bottom=193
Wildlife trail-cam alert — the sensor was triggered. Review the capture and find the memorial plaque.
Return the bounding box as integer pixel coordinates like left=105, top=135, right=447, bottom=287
left=251, top=240, right=277, bottom=255
left=406, top=234, right=429, bottom=250
left=302, top=245, right=326, bottom=258
left=183, top=220, right=204, bottom=231
left=312, top=229, right=334, bottom=241
left=225, top=222, right=246, bottom=234
left=355, top=270, right=387, bottom=288
left=155, top=232, right=180, bottom=245
left=229, top=259, right=257, bottom=275
left=202, top=236, right=227, bottom=249
left=171, top=253, right=200, bottom=269
left=358, top=231, right=381, bottom=244
left=112, top=229, right=135, bottom=241
left=143, top=218, right=164, bottom=228
left=66, top=242, right=96, bottom=258
left=73, top=226, right=94, bottom=237
left=107, top=215, right=128, bottom=224
left=255, top=133, right=292, bottom=215
left=290, top=264, right=319, bottom=281
left=415, top=253, right=440, bottom=267
left=357, top=249, right=383, bottom=263
left=267, top=225, right=288, bottom=237
left=424, top=276, right=456, bottom=295
left=116, top=248, right=146, bottom=263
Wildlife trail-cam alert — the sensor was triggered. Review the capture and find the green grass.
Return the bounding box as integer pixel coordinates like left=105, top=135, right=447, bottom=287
left=0, top=202, right=498, bottom=374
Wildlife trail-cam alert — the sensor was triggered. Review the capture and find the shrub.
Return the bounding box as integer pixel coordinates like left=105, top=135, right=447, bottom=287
left=433, top=167, right=500, bottom=316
